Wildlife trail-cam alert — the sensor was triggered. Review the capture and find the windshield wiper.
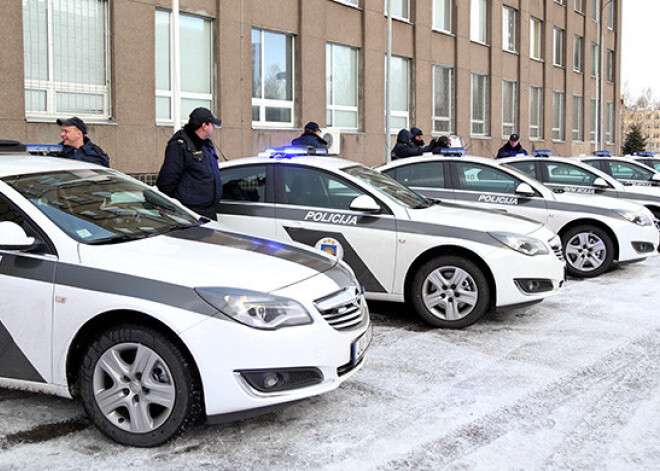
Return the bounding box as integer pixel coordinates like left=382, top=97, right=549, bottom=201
left=154, top=220, right=205, bottom=236
left=86, top=232, right=151, bottom=245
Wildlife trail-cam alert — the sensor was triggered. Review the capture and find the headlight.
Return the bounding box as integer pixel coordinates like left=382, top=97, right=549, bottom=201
left=489, top=231, right=549, bottom=256
left=196, top=288, right=312, bottom=330
left=614, top=209, right=653, bottom=226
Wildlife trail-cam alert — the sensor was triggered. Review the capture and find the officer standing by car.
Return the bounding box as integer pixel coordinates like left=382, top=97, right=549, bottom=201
left=391, top=129, right=423, bottom=159
left=156, top=107, right=223, bottom=220
left=55, top=117, right=109, bottom=167
left=291, top=121, right=328, bottom=149
left=496, top=133, right=528, bottom=159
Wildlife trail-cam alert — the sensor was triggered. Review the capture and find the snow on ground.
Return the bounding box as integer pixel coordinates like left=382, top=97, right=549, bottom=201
left=1, top=257, right=659, bottom=470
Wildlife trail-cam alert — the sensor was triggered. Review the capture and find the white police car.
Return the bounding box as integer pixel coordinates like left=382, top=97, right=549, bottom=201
left=576, top=151, right=660, bottom=188
left=630, top=151, right=660, bottom=172
left=379, top=150, right=658, bottom=278
left=499, top=153, right=660, bottom=226
left=215, top=146, right=565, bottom=330
left=0, top=144, right=370, bottom=447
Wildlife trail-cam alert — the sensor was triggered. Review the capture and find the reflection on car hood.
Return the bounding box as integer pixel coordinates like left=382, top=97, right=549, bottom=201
left=410, top=203, right=545, bottom=236
left=78, top=226, right=338, bottom=293
left=553, top=191, right=645, bottom=212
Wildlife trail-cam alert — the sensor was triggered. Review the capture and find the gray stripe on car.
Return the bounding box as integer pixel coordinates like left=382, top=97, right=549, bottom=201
left=0, top=320, right=46, bottom=383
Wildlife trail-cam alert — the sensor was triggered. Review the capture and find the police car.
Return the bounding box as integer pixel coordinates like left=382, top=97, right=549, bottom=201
left=378, top=150, right=658, bottom=278
left=576, top=151, right=660, bottom=188
left=498, top=153, right=660, bottom=226
left=216, top=146, right=565, bottom=330
left=0, top=143, right=370, bottom=447
left=630, top=151, right=660, bottom=172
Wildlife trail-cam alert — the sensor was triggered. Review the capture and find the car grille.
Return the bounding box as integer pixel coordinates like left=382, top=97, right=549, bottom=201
left=314, top=286, right=367, bottom=331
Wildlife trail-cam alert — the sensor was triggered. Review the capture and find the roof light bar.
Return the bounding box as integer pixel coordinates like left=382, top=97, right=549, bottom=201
left=594, top=150, right=613, bottom=157
left=634, top=151, right=656, bottom=157
left=532, top=150, right=552, bottom=158
left=264, top=146, right=329, bottom=158
left=436, top=147, right=466, bottom=157
left=25, top=144, right=63, bottom=156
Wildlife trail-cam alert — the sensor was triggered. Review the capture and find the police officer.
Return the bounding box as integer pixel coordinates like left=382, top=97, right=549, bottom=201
left=496, top=133, right=528, bottom=159
left=429, top=135, right=451, bottom=154
left=410, top=127, right=427, bottom=150
left=156, top=107, right=223, bottom=220
left=55, top=117, right=109, bottom=167
left=391, top=129, right=423, bottom=160
left=292, top=122, right=328, bottom=149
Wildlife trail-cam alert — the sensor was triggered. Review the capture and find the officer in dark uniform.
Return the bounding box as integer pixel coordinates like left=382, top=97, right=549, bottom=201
left=156, top=107, right=223, bottom=220
left=391, top=129, right=423, bottom=160
left=291, top=122, right=328, bottom=149
left=55, top=117, right=109, bottom=167
left=496, top=133, right=528, bottom=159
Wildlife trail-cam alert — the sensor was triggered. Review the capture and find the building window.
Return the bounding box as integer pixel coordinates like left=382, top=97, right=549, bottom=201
left=592, top=0, right=598, bottom=22
left=502, top=80, right=518, bottom=137
left=326, top=43, right=358, bottom=130
left=530, top=18, right=543, bottom=60
left=23, top=0, right=111, bottom=119
left=387, top=56, right=410, bottom=130
left=385, top=0, right=409, bottom=21
left=470, top=0, right=488, bottom=44
left=608, top=1, right=615, bottom=29
left=552, top=91, right=565, bottom=141
left=590, top=42, right=598, bottom=77
left=433, top=0, right=452, bottom=33
left=155, top=10, right=213, bottom=124
left=607, top=49, right=614, bottom=82
left=606, top=101, right=614, bottom=143
left=573, top=35, right=583, bottom=72
left=555, top=0, right=566, bottom=5
left=575, top=0, right=584, bottom=13
left=470, top=72, right=489, bottom=136
left=433, top=64, right=454, bottom=133
left=530, top=86, right=543, bottom=140
left=502, top=6, right=516, bottom=53
left=573, top=95, right=584, bottom=141
left=251, top=29, right=294, bottom=128
left=590, top=98, right=597, bottom=142
left=553, top=27, right=565, bottom=67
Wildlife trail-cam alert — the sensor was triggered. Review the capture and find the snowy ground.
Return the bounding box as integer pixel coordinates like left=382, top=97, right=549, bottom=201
left=1, top=257, right=660, bottom=470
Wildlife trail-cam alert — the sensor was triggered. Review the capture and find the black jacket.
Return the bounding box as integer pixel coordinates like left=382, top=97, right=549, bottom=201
left=391, top=129, right=423, bottom=160
left=496, top=142, right=527, bottom=159
left=156, top=127, right=223, bottom=220
left=57, top=138, right=109, bottom=167
left=291, top=132, right=328, bottom=149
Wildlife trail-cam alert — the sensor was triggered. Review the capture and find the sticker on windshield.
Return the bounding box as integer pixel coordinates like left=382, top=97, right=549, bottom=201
left=315, top=237, right=344, bottom=259
left=76, top=229, right=92, bottom=238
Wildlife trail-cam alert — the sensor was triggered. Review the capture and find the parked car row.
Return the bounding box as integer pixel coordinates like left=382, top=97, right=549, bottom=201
left=1, top=141, right=658, bottom=448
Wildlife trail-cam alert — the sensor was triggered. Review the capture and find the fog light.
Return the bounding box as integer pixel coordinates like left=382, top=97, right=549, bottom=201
left=632, top=241, right=654, bottom=253
left=514, top=278, right=554, bottom=294
left=239, top=367, right=323, bottom=393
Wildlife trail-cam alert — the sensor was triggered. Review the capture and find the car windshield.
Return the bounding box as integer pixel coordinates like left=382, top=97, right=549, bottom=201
left=3, top=169, right=200, bottom=244
left=343, top=165, right=429, bottom=208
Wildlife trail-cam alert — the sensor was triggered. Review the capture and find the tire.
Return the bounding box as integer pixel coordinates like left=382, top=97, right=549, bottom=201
left=411, top=256, right=490, bottom=329
left=562, top=225, right=614, bottom=278
left=78, top=324, right=202, bottom=447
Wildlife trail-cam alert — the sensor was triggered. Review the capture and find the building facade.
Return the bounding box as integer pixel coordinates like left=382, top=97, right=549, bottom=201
left=1, top=0, right=621, bottom=175
left=622, top=108, right=660, bottom=153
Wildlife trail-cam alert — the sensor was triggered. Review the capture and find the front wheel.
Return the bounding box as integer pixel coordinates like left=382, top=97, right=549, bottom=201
left=78, top=324, right=202, bottom=447
left=562, top=225, right=614, bottom=278
left=411, top=256, right=491, bottom=328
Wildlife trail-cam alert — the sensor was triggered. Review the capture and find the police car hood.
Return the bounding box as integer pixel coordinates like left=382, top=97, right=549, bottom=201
left=77, top=226, right=339, bottom=293
left=552, top=191, right=647, bottom=212
left=409, top=203, right=545, bottom=235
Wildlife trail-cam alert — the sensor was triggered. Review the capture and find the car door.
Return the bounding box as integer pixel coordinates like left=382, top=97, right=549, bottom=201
left=217, top=164, right=278, bottom=237
left=448, top=160, right=549, bottom=223
left=0, top=193, right=56, bottom=384
left=273, top=164, right=397, bottom=295
left=601, top=160, right=657, bottom=187
left=532, top=160, right=621, bottom=198
left=380, top=161, right=455, bottom=201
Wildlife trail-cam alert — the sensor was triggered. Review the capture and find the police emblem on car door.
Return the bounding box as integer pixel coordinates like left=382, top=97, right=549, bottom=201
left=273, top=165, right=397, bottom=294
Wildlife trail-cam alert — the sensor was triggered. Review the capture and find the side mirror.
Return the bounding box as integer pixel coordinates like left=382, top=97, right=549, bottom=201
left=349, top=195, right=381, bottom=213
left=593, top=177, right=609, bottom=189
left=514, top=182, right=535, bottom=197
left=0, top=221, right=39, bottom=251
left=651, top=174, right=660, bottom=184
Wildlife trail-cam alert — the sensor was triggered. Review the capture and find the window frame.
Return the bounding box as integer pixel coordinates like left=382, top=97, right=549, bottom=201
left=23, top=0, right=112, bottom=120
left=606, top=101, right=615, bottom=144
left=590, top=42, right=599, bottom=77
left=590, top=97, right=597, bottom=143
left=575, top=0, right=584, bottom=14
left=433, top=0, right=452, bottom=34
left=606, top=49, right=614, bottom=83
left=470, top=72, right=490, bottom=137
left=384, top=0, right=410, bottom=21
left=573, top=35, right=584, bottom=73
left=470, top=0, right=488, bottom=45
left=529, top=85, right=544, bottom=140
left=553, top=27, right=565, bottom=67
left=326, top=42, right=359, bottom=131
left=502, top=6, right=517, bottom=53
left=502, top=79, right=518, bottom=138
left=572, top=95, right=584, bottom=142
left=530, top=18, right=543, bottom=60
left=432, top=64, right=455, bottom=134
left=386, top=55, right=411, bottom=131
left=552, top=91, right=566, bottom=141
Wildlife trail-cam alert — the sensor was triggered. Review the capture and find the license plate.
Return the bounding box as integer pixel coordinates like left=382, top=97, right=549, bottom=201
left=351, top=324, right=373, bottom=364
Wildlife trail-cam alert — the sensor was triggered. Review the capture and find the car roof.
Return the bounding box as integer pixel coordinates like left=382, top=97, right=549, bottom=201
left=378, top=153, right=496, bottom=170
left=218, top=155, right=365, bottom=172
left=0, top=152, right=101, bottom=178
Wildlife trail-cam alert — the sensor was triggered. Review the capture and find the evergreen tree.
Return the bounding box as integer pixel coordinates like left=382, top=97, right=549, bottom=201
left=622, top=123, right=647, bottom=155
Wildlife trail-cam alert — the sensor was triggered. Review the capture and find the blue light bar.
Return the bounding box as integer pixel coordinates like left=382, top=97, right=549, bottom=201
left=25, top=144, right=63, bottom=155
left=594, top=150, right=613, bottom=157
left=637, top=151, right=656, bottom=157
left=264, top=145, right=328, bottom=158
left=436, top=147, right=466, bottom=157
left=532, top=150, right=552, bottom=158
